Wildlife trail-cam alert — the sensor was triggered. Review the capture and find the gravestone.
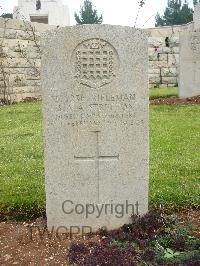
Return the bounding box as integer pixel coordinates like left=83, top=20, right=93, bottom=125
left=41, top=25, right=149, bottom=232
left=194, top=2, right=200, bottom=30
left=179, top=32, right=200, bottom=98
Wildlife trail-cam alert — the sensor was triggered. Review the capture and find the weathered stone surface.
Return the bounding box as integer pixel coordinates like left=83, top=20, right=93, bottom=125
left=149, top=74, right=160, bottom=84
left=2, top=67, right=39, bottom=76
left=1, top=58, right=41, bottom=68
left=149, top=52, right=169, bottom=62
left=4, top=29, right=18, bottom=39
left=162, top=77, right=177, bottom=84
left=161, top=68, right=177, bottom=77
left=158, top=54, right=168, bottom=61
left=172, top=47, right=179, bottom=53
left=148, top=48, right=157, bottom=55
left=9, top=91, right=41, bottom=102
left=42, top=25, right=149, bottom=231
left=149, top=53, right=159, bottom=61
left=8, top=74, right=26, bottom=87
left=144, top=23, right=192, bottom=38
left=179, top=32, right=200, bottom=98
left=148, top=37, right=165, bottom=47
left=0, top=18, right=55, bottom=32
left=170, top=37, right=180, bottom=47
left=167, top=84, right=177, bottom=87
left=194, top=3, right=200, bottom=30
left=12, top=85, right=40, bottom=93
left=148, top=68, right=160, bottom=74
left=0, top=18, right=49, bottom=102
left=168, top=54, right=179, bottom=66
left=149, top=61, right=167, bottom=69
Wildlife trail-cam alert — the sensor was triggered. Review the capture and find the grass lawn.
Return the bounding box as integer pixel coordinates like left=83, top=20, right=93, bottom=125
left=0, top=96, right=199, bottom=218
left=0, top=102, right=44, bottom=218
left=149, top=87, right=178, bottom=99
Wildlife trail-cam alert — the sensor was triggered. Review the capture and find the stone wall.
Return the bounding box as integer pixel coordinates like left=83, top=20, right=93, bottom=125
left=0, top=18, right=54, bottom=103
left=0, top=18, right=195, bottom=103
left=148, top=36, right=179, bottom=88
left=144, top=23, right=194, bottom=88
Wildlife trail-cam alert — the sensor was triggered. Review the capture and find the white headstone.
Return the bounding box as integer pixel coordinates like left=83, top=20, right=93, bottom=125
left=42, top=25, right=149, bottom=232
left=179, top=32, right=200, bottom=98
left=194, top=2, right=200, bottom=30
left=13, top=0, right=70, bottom=26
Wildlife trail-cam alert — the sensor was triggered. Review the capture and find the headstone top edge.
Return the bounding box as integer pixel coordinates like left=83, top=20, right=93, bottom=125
left=41, top=24, right=147, bottom=40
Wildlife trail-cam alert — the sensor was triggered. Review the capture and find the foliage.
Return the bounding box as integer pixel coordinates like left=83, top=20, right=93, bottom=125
left=164, top=248, right=182, bottom=259
left=69, top=242, right=137, bottom=265
left=155, top=0, right=194, bottom=26
left=151, top=220, right=200, bottom=264
left=134, top=0, right=146, bottom=27
left=0, top=13, right=13, bottom=19
left=74, top=0, right=103, bottom=25
left=139, top=0, right=146, bottom=7
left=69, top=211, right=200, bottom=265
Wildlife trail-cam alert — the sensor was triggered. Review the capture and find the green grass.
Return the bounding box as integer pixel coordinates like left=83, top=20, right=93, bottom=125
left=0, top=102, right=44, bottom=218
left=150, top=87, right=178, bottom=99
left=150, top=104, right=200, bottom=208
left=0, top=98, right=199, bottom=218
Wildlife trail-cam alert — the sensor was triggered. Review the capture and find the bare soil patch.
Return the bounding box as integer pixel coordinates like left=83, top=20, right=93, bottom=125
left=0, top=218, right=72, bottom=265
left=150, top=95, right=200, bottom=105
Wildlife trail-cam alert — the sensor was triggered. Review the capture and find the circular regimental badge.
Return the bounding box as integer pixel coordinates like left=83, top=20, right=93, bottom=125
left=73, top=38, right=119, bottom=88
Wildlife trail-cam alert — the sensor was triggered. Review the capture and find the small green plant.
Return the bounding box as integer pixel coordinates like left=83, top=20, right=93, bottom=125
left=111, top=240, right=130, bottom=249
left=177, top=249, right=200, bottom=262
left=150, top=213, right=200, bottom=264
left=164, top=248, right=182, bottom=259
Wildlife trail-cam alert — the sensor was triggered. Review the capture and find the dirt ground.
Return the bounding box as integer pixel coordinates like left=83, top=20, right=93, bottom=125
left=0, top=209, right=199, bottom=265
left=150, top=95, right=200, bottom=105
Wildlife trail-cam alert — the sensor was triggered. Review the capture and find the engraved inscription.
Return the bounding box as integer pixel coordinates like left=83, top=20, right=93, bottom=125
left=73, top=39, right=119, bottom=88
left=53, top=92, right=137, bottom=127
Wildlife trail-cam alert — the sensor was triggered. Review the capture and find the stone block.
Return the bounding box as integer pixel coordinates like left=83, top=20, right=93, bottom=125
left=161, top=67, right=177, bottom=77
left=149, top=74, right=161, bottom=84
left=162, top=77, right=177, bottom=84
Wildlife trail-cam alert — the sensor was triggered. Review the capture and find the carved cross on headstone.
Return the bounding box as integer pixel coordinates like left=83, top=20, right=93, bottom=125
left=74, top=131, right=119, bottom=202
left=36, top=0, right=41, bottom=10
